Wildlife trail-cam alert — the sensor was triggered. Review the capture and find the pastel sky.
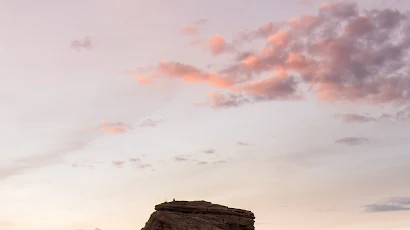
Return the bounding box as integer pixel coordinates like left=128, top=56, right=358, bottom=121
left=1, top=0, right=410, bottom=229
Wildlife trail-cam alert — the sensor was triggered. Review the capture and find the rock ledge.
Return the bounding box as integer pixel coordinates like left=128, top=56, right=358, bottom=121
left=141, top=200, right=255, bottom=230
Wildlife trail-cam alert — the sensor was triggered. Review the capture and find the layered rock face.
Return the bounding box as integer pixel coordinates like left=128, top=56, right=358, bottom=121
left=141, top=200, right=255, bottom=230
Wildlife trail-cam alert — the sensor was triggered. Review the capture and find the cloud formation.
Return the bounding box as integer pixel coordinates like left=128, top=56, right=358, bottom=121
left=136, top=3, right=410, bottom=108
left=364, top=197, right=410, bottom=212
left=336, top=106, right=410, bottom=123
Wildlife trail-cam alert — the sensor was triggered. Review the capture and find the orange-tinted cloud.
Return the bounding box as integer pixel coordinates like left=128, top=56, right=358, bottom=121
left=181, top=25, right=199, bottom=36
left=137, top=61, right=234, bottom=88
left=205, top=35, right=234, bottom=56
left=268, top=30, right=290, bottom=47
left=135, top=76, right=150, bottom=85
left=81, top=118, right=163, bottom=135
left=136, top=2, right=410, bottom=108
left=100, top=121, right=132, bottom=134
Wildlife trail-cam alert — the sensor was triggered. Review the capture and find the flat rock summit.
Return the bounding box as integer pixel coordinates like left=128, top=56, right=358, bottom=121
left=141, top=200, right=255, bottom=230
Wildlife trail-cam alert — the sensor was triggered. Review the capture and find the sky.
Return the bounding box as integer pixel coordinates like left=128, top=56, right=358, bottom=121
left=1, top=0, right=410, bottom=229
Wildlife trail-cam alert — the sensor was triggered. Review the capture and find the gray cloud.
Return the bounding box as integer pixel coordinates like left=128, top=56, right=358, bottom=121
left=203, top=148, right=216, bottom=154
left=336, top=106, right=410, bottom=123
left=335, top=137, right=370, bottom=146
left=136, top=163, right=152, bottom=169
left=237, top=141, right=253, bottom=146
left=129, top=157, right=141, bottom=162
left=363, top=197, right=410, bottom=212
left=174, top=156, right=189, bottom=162
left=197, top=161, right=208, bottom=165
left=138, top=118, right=165, bottom=128
left=335, top=113, right=376, bottom=123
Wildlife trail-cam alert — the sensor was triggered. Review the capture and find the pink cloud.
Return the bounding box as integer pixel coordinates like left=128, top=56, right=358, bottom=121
left=112, top=161, right=125, bottom=168
left=135, top=2, right=410, bottom=108
left=205, top=35, right=234, bottom=56
left=71, top=37, right=92, bottom=51
left=181, top=25, right=199, bottom=36
left=136, top=61, right=234, bottom=88
left=100, top=121, right=132, bottom=134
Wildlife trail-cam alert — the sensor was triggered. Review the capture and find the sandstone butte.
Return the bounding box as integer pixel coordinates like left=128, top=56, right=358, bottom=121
left=141, top=200, right=255, bottom=230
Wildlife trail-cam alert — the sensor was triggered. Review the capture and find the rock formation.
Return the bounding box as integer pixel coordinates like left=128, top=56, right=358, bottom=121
left=141, top=200, right=255, bottom=230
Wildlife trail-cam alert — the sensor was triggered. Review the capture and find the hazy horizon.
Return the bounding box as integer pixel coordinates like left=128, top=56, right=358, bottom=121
left=1, top=0, right=410, bottom=229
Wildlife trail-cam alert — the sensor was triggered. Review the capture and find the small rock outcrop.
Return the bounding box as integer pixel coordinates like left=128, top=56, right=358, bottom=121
left=141, top=200, right=255, bottom=230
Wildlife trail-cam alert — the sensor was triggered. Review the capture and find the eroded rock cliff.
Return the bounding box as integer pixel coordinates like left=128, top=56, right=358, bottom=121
left=141, top=200, right=255, bottom=230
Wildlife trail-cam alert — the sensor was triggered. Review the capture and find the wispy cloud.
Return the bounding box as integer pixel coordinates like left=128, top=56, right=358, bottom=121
left=138, top=118, right=165, bottom=128
left=0, top=135, right=92, bottom=180
left=180, top=19, right=208, bottom=45
left=181, top=25, right=199, bottom=36
left=129, top=157, right=141, bottom=162
left=174, top=156, right=189, bottom=162
left=237, top=141, right=253, bottom=146
left=336, top=106, right=410, bottom=123
left=79, top=118, right=164, bottom=135
left=112, top=161, right=125, bottom=168
left=71, top=37, right=92, bottom=51
left=136, top=163, right=152, bottom=169
left=197, top=161, right=208, bottom=165
left=363, top=197, right=410, bottom=212
left=203, top=148, right=216, bottom=154
left=335, top=137, right=370, bottom=146
left=335, top=114, right=376, bottom=123
left=100, top=121, right=133, bottom=134
left=213, top=160, right=228, bottom=164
